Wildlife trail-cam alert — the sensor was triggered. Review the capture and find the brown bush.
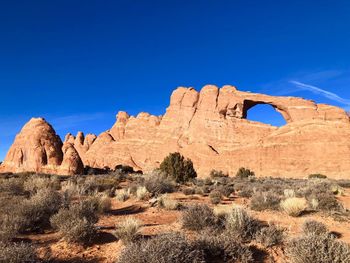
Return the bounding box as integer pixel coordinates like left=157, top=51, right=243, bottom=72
left=302, top=220, right=328, bottom=236
left=193, top=230, right=254, bottom=263
left=250, top=191, right=281, bottom=211
left=0, top=242, right=37, bottom=263
left=117, top=233, right=204, bottom=263
left=209, top=190, right=222, bottom=205
left=182, top=204, right=217, bottom=231
left=255, top=224, right=285, bottom=247
left=225, top=207, right=262, bottom=242
left=287, top=234, right=350, bottom=263
left=50, top=201, right=97, bottom=243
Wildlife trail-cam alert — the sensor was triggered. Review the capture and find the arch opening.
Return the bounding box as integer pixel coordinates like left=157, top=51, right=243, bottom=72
left=243, top=100, right=287, bottom=127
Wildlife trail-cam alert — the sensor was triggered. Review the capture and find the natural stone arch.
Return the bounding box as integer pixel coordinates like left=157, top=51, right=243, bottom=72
left=242, top=100, right=292, bottom=124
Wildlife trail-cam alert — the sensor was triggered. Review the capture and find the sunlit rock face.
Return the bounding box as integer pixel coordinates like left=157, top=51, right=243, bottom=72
left=1, top=85, right=350, bottom=178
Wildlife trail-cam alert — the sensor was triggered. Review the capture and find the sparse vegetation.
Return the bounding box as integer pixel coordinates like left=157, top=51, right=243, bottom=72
left=209, top=190, right=222, bottom=205
left=115, top=188, right=130, bottom=202
left=287, top=234, right=350, bottom=263
left=158, top=194, right=180, bottom=210
left=50, top=200, right=99, bottom=243
left=302, top=220, right=329, bottom=236
left=144, top=171, right=175, bottom=196
left=117, top=233, right=204, bottom=263
left=236, top=167, right=255, bottom=179
left=159, top=152, right=197, bottom=183
left=256, top=224, right=285, bottom=247
left=280, top=197, right=307, bottom=217
left=250, top=191, right=281, bottom=211
left=182, top=204, right=217, bottom=231
left=0, top=242, right=37, bottom=263
left=225, top=207, right=262, bottom=242
left=114, top=217, right=141, bottom=244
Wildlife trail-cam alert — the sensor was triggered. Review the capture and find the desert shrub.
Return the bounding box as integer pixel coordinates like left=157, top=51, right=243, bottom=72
left=302, top=220, right=328, bottom=236
left=209, top=190, right=222, bottom=205
left=114, top=217, right=141, bottom=244
left=236, top=167, right=255, bottom=179
left=210, top=169, right=228, bottom=179
left=50, top=201, right=98, bottom=243
left=0, top=213, right=21, bottom=243
left=82, top=175, right=120, bottom=194
left=204, top=177, right=213, bottom=186
left=310, top=192, right=342, bottom=212
left=18, top=189, right=63, bottom=232
left=193, top=231, right=254, bottom=263
left=0, top=242, right=37, bottom=263
left=23, top=175, right=60, bottom=193
left=255, top=224, right=285, bottom=248
left=87, top=193, right=112, bottom=213
left=280, top=197, right=307, bottom=217
left=159, top=152, right=197, bottom=183
left=336, top=179, right=350, bottom=188
left=237, top=187, right=254, bottom=198
left=115, top=164, right=135, bottom=174
left=287, top=234, right=350, bottom=263
left=115, top=189, right=130, bottom=202
left=144, top=173, right=175, bottom=196
left=284, top=189, right=296, bottom=198
left=182, top=204, right=217, bottom=231
left=217, top=185, right=234, bottom=197
left=250, top=191, right=281, bottom=211
left=135, top=186, right=150, bottom=200
left=116, top=233, right=204, bottom=263
left=0, top=177, right=25, bottom=196
left=225, top=207, right=262, bottom=242
left=194, top=186, right=205, bottom=196
left=182, top=187, right=195, bottom=195
left=308, top=174, right=327, bottom=179
left=158, top=194, right=180, bottom=210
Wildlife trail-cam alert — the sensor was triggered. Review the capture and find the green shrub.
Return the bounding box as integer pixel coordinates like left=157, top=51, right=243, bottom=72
left=182, top=204, right=217, bottom=231
left=235, top=167, right=255, bottom=179
left=255, top=224, right=285, bottom=248
left=50, top=200, right=98, bottom=243
left=250, top=191, right=281, bottom=211
left=209, top=190, right=222, bottom=205
left=117, top=233, right=204, bottom=263
left=287, top=234, right=350, bottom=263
left=0, top=242, right=37, bottom=263
left=159, top=152, right=197, bottom=183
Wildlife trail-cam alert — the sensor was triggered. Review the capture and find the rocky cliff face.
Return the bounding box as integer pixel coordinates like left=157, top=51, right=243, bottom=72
left=1, top=85, right=350, bottom=178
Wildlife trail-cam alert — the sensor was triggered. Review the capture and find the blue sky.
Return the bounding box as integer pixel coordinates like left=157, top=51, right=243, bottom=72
left=1, top=0, right=350, bottom=160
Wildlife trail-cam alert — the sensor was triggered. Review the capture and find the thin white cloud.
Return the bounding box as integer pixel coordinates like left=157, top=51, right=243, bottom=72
left=290, top=80, right=350, bottom=105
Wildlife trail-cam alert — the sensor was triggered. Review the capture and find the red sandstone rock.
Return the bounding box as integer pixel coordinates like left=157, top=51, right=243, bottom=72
left=0, top=118, right=83, bottom=175
left=1, top=85, right=350, bottom=178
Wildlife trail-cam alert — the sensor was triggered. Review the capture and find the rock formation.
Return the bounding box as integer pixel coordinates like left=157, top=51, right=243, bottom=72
left=1, top=85, right=350, bottom=178
left=0, top=118, right=84, bottom=175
